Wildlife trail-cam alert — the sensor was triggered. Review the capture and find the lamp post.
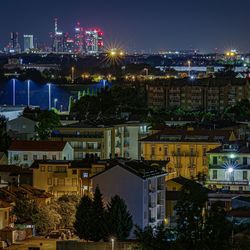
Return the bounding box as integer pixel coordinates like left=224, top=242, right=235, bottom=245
left=12, top=79, right=16, bottom=106
left=48, top=83, right=51, bottom=110
left=27, top=80, right=31, bottom=106
left=111, top=238, right=115, bottom=250
left=187, top=60, right=191, bottom=77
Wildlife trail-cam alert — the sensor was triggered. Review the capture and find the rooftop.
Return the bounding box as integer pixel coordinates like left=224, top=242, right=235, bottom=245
left=141, top=129, right=234, bottom=143
left=92, top=159, right=167, bottom=180
left=9, top=140, right=68, bottom=152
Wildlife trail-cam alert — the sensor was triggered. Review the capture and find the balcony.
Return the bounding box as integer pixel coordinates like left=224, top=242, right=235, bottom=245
left=53, top=172, right=68, bottom=178
left=206, top=180, right=249, bottom=185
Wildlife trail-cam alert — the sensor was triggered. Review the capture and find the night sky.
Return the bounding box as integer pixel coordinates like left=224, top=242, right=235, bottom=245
left=1, top=0, right=250, bottom=53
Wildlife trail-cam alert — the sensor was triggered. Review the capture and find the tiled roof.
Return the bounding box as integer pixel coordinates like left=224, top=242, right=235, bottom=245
left=140, top=129, right=234, bottom=143
left=92, top=159, right=167, bottom=180
left=9, top=140, right=68, bottom=152
left=0, top=165, right=32, bottom=174
left=30, top=158, right=103, bottom=169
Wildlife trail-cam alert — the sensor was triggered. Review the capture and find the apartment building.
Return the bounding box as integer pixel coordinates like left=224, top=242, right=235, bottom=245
left=207, top=141, right=250, bottom=191
left=31, top=159, right=106, bottom=198
left=8, top=141, right=73, bottom=167
left=51, top=121, right=148, bottom=160
left=146, top=78, right=250, bottom=111
left=141, top=128, right=236, bottom=179
left=92, top=160, right=167, bottom=237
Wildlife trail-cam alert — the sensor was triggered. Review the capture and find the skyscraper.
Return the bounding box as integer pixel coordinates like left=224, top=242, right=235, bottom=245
left=23, top=35, right=34, bottom=52
left=85, top=28, right=104, bottom=55
left=74, top=22, right=85, bottom=54
left=52, top=18, right=64, bottom=53
left=9, top=32, right=21, bottom=53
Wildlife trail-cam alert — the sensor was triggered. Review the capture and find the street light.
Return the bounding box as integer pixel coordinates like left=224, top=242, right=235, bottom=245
left=12, top=79, right=16, bottom=106
left=27, top=80, right=31, bottom=106
left=47, top=83, right=51, bottom=110
left=111, top=237, right=115, bottom=250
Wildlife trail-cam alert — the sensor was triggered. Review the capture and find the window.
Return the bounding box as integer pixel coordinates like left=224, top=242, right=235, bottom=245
left=48, top=166, right=53, bottom=172
left=243, top=157, right=248, bottom=165
left=14, top=155, right=19, bottom=161
left=202, top=147, right=207, bottom=156
left=202, top=158, right=207, bottom=166
left=213, top=157, right=218, bottom=165
left=151, top=146, right=155, bottom=156
left=164, top=146, right=168, bottom=156
left=43, top=155, right=47, bottom=160
left=83, top=172, right=89, bottom=178
left=52, top=155, right=57, bottom=160
left=58, top=178, right=65, bottom=186
left=243, top=171, right=248, bottom=180
left=72, top=170, right=77, bottom=175
left=212, top=170, right=217, bottom=179
left=72, top=178, right=77, bottom=186
left=33, top=155, right=37, bottom=160
left=23, top=155, right=28, bottom=161
left=56, top=166, right=66, bottom=173
left=41, top=166, right=45, bottom=172
left=4, top=211, right=7, bottom=220
left=48, top=178, right=52, bottom=185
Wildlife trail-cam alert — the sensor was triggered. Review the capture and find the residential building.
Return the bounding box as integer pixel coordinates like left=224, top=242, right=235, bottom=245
left=141, top=128, right=236, bottom=179
left=51, top=121, right=148, bottom=160
left=31, top=159, right=106, bottom=198
left=92, top=160, right=167, bottom=237
left=0, top=165, right=32, bottom=188
left=207, top=141, right=250, bottom=191
left=0, top=153, right=7, bottom=165
left=146, top=78, right=250, bottom=112
left=0, top=200, right=12, bottom=230
left=7, top=116, right=38, bottom=140
left=8, top=141, right=73, bottom=167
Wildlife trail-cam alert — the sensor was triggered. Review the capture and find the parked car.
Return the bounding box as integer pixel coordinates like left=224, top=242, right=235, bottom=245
left=45, top=230, right=61, bottom=239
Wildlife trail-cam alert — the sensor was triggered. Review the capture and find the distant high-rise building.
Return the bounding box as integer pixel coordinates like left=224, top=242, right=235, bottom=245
left=85, top=28, right=104, bottom=55
left=52, top=18, right=64, bottom=53
left=23, top=35, right=34, bottom=52
left=74, top=22, right=85, bottom=54
left=9, top=32, right=21, bottom=53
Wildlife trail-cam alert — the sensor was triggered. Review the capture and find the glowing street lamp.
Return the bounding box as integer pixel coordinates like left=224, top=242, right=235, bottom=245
left=12, top=79, right=16, bottom=106
left=228, top=167, right=234, bottom=173
left=111, top=238, right=115, bottom=250
left=27, top=80, right=31, bottom=106
left=47, top=83, right=51, bottom=110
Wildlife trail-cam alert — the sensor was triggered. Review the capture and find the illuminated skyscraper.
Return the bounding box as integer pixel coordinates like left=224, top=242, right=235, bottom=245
left=9, top=32, right=21, bottom=53
left=52, top=18, right=64, bottom=53
left=74, top=22, right=85, bottom=54
left=23, top=35, right=34, bottom=52
left=85, top=28, right=104, bottom=55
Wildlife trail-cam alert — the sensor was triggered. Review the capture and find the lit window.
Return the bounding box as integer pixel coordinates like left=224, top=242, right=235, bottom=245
left=83, top=172, right=89, bottom=178
left=48, top=178, right=52, bottom=185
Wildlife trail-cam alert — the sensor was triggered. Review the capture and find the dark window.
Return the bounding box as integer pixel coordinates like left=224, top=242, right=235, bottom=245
left=212, top=170, right=217, bottom=179
left=213, top=157, right=217, bottom=165
left=243, top=171, right=248, bottom=180
left=72, top=170, right=77, bottom=175
left=243, top=157, right=248, bottom=165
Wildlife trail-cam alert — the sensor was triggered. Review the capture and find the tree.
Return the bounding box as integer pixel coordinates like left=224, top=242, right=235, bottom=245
left=0, top=115, right=11, bottom=153
left=32, top=204, right=61, bottom=234
left=13, top=197, right=38, bottom=225
left=35, top=110, right=61, bottom=140
left=103, top=195, right=133, bottom=241
left=175, top=181, right=208, bottom=249
left=89, top=186, right=105, bottom=241
left=203, top=203, right=232, bottom=250
left=134, top=224, right=172, bottom=250
left=56, top=195, right=80, bottom=229
left=74, top=195, right=93, bottom=241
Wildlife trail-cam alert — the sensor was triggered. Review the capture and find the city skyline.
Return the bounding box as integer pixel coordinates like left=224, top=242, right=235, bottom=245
left=1, top=0, right=250, bottom=53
